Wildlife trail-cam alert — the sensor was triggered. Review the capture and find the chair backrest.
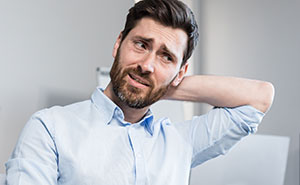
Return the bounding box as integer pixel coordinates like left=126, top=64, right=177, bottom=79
left=190, top=134, right=290, bottom=185
left=0, top=173, right=5, bottom=185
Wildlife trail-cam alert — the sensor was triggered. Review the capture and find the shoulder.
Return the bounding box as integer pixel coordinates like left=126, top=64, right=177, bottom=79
left=29, top=99, right=93, bottom=133
left=33, top=99, right=91, bottom=120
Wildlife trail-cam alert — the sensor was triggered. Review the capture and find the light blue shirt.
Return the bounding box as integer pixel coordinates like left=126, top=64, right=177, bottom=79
left=5, top=87, right=264, bottom=185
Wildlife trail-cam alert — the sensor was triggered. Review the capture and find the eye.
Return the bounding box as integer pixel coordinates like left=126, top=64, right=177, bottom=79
left=162, top=54, right=173, bottom=63
left=135, top=41, right=146, bottom=49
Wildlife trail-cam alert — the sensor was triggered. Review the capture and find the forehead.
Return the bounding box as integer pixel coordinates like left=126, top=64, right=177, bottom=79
left=125, top=18, right=188, bottom=61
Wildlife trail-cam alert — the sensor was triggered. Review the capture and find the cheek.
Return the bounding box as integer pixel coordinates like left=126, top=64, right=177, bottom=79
left=155, top=70, right=177, bottom=87
left=119, top=44, right=142, bottom=66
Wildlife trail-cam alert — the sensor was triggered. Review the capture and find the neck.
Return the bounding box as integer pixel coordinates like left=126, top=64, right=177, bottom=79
left=103, top=82, right=149, bottom=123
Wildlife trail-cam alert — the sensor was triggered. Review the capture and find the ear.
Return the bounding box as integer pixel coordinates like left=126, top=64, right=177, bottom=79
left=172, top=63, right=189, bottom=87
left=112, top=32, right=123, bottom=58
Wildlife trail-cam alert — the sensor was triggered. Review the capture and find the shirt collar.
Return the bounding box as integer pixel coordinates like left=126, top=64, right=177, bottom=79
left=90, top=87, right=155, bottom=135
left=138, top=110, right=154, bottom=136
left=91, top=87, right=117, bottom=125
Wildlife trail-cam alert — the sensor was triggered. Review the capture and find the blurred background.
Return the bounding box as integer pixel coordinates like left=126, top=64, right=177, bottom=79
left=0, top=0, right=299, bottom=185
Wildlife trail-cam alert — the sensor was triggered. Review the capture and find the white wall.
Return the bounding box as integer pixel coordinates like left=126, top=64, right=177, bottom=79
left=195, top=0, right=300, bottom=185
left=0, top=0, right=133, bottom=173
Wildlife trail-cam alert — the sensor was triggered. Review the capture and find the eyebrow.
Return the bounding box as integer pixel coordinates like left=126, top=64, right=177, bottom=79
left=132, top=36, right=153, bottom=44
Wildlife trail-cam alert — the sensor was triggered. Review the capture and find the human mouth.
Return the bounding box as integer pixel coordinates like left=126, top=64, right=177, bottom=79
left=128, top=73, right=150, bottom=87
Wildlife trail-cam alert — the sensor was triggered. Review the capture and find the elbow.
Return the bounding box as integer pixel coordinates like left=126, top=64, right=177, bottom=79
left=259, top=82, right=275, bottom=113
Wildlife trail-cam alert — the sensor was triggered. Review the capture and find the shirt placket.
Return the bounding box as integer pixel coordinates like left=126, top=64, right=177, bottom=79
left=128, top=125, right=149, bottom=185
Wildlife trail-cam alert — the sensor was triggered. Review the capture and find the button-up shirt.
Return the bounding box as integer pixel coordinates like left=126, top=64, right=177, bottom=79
left=5, top=87, right=264, bottom=185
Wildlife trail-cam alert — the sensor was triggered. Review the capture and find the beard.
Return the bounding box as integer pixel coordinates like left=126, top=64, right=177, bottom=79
left=110, top=48, right=172, bottom=109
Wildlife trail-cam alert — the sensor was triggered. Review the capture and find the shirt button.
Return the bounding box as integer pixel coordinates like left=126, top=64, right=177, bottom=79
left=137, top=153, right=142, bottom=159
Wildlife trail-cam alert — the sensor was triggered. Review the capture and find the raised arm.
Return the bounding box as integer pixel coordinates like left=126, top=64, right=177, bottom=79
left=166, top=75, right=275, bottom=113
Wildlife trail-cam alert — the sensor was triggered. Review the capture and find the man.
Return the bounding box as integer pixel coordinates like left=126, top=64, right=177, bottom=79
left=5, top=0, right=274, bottom=184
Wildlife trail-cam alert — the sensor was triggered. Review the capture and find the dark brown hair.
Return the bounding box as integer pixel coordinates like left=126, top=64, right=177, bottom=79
left=121, top=0, right=199, bottom=66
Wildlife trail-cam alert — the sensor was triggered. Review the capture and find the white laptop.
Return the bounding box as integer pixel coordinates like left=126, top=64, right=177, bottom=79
left=190, top=134, right=290, bottom=185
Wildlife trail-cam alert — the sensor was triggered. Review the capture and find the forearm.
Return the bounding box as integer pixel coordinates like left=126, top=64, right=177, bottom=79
left=166, top=75, right=275, bottom=113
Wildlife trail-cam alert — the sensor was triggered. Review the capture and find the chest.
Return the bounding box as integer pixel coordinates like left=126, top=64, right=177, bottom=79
left=55, top=122, right=192, bottom=185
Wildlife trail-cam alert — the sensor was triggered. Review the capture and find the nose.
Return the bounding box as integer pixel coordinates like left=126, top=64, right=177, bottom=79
left=138, top=53, right=155, bottom=74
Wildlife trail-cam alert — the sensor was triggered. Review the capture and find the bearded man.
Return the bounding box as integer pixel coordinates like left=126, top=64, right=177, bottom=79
left=5, top=0, right=274, bottom=184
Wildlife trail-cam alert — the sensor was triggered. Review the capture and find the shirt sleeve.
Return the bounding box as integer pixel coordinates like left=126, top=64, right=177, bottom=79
left=5, top=110, right=58, bottom=185
left=189, top=105, right=264, bottom=168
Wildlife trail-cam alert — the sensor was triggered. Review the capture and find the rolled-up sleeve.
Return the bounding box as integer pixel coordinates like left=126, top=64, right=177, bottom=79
left=190, top=105, right=264, bottom=168
left=5, top=111, right=58, bottom=185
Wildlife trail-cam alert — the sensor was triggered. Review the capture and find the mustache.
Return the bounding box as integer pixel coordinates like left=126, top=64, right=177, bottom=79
left=123, top=67, right=154, bottom=87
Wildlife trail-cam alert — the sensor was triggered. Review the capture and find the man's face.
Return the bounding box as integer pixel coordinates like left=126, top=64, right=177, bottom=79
left=110, top=18, right=188, bottom=109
